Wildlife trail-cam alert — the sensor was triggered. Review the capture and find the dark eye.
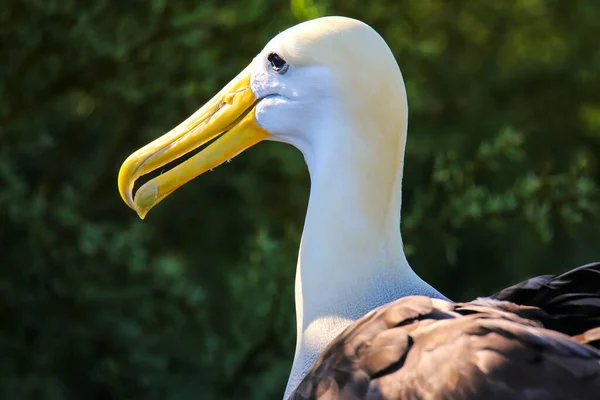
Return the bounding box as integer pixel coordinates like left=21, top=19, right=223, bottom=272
left=267, top=52, right=288, bottom=74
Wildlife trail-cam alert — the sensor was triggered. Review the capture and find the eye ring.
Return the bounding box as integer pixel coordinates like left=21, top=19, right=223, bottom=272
left=267, top=52, right=289, bottom=74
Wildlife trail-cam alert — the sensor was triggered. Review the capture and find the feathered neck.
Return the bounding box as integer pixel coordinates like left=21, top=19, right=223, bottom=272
left=283, top=116, right=446, bottom=397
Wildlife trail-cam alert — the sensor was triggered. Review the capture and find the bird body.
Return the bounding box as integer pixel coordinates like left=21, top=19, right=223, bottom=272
left=294, top=263, right=600, bottom=399
left=118, top=16, right=600, bottom=399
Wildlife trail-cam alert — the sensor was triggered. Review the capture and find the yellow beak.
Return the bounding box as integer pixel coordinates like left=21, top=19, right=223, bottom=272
left=118, top=65, right=270, bottom=219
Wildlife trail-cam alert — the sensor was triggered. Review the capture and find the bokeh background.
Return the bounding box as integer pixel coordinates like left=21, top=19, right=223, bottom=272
left=2, top=1, right=600, bottom=399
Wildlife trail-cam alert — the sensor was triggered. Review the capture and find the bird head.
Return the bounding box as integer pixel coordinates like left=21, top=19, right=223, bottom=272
left=118, top=16, right=407, bottom=218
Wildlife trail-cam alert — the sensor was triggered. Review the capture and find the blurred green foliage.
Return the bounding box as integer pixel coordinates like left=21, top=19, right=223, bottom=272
left=1, top=1, right=599, bottom=399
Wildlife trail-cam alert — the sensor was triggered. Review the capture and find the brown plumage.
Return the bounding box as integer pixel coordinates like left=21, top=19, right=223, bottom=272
left=292, top=263, right=600, bottom=399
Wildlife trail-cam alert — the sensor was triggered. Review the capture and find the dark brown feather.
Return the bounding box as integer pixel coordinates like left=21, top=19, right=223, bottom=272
left=491, top=262, right=600, bottom=337
left=291, top=263, right=600, bottom=399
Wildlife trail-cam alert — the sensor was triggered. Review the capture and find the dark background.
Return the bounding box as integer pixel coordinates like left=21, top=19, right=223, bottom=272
left=2, top=1, right=599, bottom=399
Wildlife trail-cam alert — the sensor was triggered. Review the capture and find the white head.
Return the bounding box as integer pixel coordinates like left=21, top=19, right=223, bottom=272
left=253, top=17, right=408, bottom=152
left=118, top=17, right=408, bottom=222
left=118, top=16, right=444, bottom=398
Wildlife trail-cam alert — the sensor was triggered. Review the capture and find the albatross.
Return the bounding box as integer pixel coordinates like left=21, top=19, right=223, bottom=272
left=118, top=16, right=600, bottom=399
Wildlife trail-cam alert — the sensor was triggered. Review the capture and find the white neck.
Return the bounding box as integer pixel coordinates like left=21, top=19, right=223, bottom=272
left=282, top=120, right=445, bottom=398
